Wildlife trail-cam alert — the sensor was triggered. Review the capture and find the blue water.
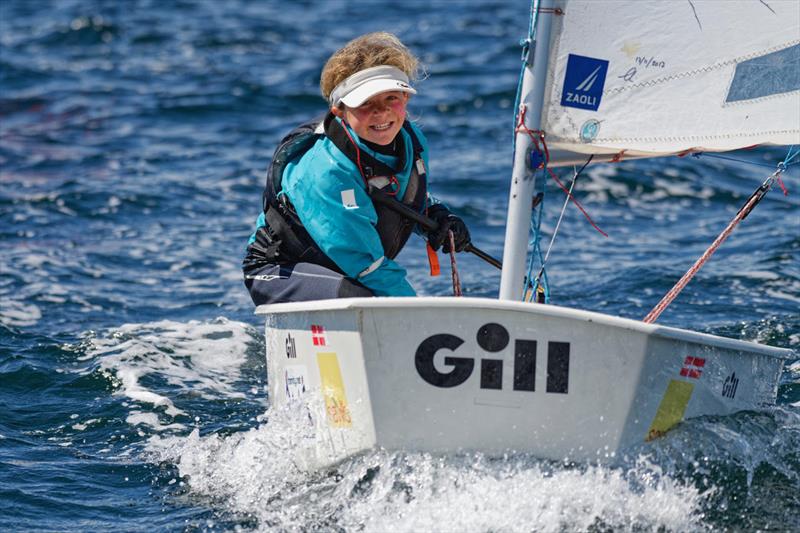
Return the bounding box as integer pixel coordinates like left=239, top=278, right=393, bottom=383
left=1, top=0, right=798, bottom=531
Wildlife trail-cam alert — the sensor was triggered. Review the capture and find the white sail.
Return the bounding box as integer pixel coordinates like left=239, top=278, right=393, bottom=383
left=540, top=0, right=800, bottom=166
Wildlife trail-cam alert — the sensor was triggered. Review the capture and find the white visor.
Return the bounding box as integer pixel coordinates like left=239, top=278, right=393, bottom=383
left=329, top=65, right=417, bottom=108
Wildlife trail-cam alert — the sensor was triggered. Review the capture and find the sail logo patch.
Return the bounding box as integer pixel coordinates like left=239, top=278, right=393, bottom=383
left=561, top=54, right=609, bottom=111
left=680, top=356, right=705, bottom=379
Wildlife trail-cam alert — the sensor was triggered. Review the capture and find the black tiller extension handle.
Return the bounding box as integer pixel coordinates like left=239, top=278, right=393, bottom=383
left=368, top=186, right=502, bottom=270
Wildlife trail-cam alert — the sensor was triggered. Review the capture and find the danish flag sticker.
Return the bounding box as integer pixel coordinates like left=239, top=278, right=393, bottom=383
left=311, top=325, right=327, bottom=346
left=680, top=356, right=705, bottom=379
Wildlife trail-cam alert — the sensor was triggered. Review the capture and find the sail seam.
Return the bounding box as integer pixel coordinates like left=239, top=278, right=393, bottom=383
left=604, top=39, right=800, bottom=95
left=557, top=130, right=800, bottom=144
left=721, top=88, right=800, bottom=107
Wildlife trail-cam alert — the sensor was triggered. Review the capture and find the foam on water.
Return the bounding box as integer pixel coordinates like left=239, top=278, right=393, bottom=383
left=77, top=317, right=259, bottom=430
left=146, top=402, right=707, bottom=532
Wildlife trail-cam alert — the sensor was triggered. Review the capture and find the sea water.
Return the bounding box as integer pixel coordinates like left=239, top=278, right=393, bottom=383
left=1, top=0, right=798, bottom=530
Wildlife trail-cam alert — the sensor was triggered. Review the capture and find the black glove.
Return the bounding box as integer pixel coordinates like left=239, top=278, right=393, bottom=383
left=426, top=204, right=471, bottom=253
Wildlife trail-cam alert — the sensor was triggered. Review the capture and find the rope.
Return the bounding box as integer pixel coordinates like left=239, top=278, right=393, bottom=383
left=688, top=145, right=799, bottom=174
left=546, top=168, right=608, bottom=237
left=783, top=145, right=799, bottom=166
left=512, top=1, right=535, bottom=146
left=524, top=192, right=549, bottom=302
left=539, top=156, right=595, bottom=272
left=643, top=166, right=785, bottom=323
left=515, top=105, right=607, bottom=237
left=448, top=230, right=462, bottom=296
left=516, top=105, right=549, bottom=302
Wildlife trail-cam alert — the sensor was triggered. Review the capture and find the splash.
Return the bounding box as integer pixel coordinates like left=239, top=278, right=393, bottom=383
left=147, top=401, right=708, bottom=532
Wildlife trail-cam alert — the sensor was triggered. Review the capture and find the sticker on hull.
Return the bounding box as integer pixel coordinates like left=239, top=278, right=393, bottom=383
left=680, top=356, right=705, bottom=379
left=414, top=323, right=570, bottom=394
left=722, top=372, right=739, bottom=399
left=284, top=364, right=308, bottom=400
left=317, top=352, right=352, bottom=428
left=646, top=379, right=694, bottom=441
left=311, top=325, right=327, bottom=346
left=285, top=333, right=297, bottom=359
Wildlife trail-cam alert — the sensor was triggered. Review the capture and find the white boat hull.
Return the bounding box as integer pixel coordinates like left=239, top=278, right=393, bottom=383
left=257, top=297, right=790, bottom=467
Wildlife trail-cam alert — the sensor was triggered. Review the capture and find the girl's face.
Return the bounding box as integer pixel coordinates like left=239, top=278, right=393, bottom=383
left=333, top=91, right=409, bottom=146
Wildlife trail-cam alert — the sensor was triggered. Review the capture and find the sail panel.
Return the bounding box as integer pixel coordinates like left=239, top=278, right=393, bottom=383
left=540, top=0, right=800, bottom=166
left=726, top=43, right=800, bottom=103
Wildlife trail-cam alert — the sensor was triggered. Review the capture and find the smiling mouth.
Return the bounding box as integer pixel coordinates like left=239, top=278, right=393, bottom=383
left=371, top=122, right=392, bottom=131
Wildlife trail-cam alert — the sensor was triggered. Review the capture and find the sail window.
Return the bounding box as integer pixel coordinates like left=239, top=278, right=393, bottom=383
left=726, top=43, right=800, bottom=103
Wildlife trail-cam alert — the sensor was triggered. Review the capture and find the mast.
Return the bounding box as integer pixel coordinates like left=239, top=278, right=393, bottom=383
left=498, top=0, right=555, bottom=301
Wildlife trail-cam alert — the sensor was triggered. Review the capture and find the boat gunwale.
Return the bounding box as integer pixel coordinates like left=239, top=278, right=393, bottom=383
left=256, top=296, right=794, bottom=359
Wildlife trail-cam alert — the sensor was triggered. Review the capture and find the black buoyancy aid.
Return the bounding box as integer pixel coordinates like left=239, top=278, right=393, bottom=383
left=243, top=112, right=428, bottom=275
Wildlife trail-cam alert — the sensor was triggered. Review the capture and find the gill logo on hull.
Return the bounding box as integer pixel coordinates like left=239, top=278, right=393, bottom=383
left=722, top=372, right=739, bottom=399
left=285, top=333, right=297, bottom=359
left=414, top=323, right=570, bottom=393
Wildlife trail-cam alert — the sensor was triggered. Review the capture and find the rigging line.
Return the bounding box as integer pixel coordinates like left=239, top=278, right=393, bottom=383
left=514, top=107, right=606, bottom=237
left=525, top=163, right=550, bottom=302
left=526, top=190, right=549, bottom=302
left=546, top=168, right=608, bottom=237
left=513, top=0, right=537, bottom=145
left=535, top=155, right=595, bottom=282
left=690, top=152, right=782, bottom=170
left=643, top=167, right=784, bottom=324
left=691, top=147, right=800, bottom=171
left=782, top=145, right=799, bottom=165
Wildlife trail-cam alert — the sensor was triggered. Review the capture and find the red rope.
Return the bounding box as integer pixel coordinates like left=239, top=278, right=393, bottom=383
left=776, top=175, right=789, bottom=195
left=546, top=169, right=608, bottom=237
left=516, top=105, right=547, bottom=162
left=643, top=171, right=781, bottom=323
left=516, top=105, right=606, bottom=237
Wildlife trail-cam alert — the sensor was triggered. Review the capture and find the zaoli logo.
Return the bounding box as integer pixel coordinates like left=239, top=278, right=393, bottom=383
left=561, top=54, right=609, bottom=111
left=576, top=66, right=603, bottom=91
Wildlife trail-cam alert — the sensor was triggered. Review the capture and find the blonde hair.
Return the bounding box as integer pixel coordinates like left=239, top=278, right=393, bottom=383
left=320, top=32, right=420, bottom=101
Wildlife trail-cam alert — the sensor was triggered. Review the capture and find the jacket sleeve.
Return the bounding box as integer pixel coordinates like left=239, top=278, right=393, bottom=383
left=282, top=143, right=416, bottom=297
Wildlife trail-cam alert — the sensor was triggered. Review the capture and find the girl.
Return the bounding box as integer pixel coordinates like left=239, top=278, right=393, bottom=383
left=243, top=32, right=470, bottom=305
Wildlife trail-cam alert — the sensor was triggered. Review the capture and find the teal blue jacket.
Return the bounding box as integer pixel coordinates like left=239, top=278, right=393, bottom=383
left=249, top=119, right=431, bottom=296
